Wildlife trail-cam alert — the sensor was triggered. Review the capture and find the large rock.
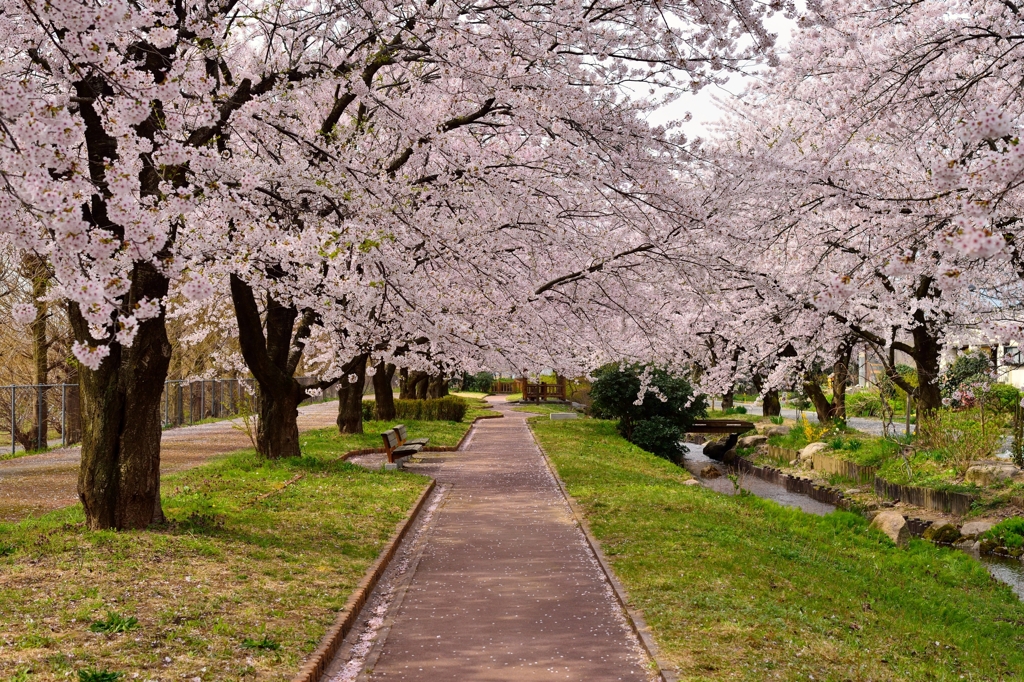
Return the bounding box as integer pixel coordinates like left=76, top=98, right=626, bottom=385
left=960, top=520, right=995, bottom=538
left=703, top=434, right=739, bottom=461
left=700, top=465, right=722, bottom=479
left=762, top=425, right=791, bottom=437
left=738, top=434, right=768, bottom=448
left=682, top=478, right=700, bottom=486
left=870, top=511, right=910, bottom=547
left=798, top=442, right=829, bottom=464
left=922, top=523, right=961, bottom=544
left=965, top=461, right=1024, bottom=487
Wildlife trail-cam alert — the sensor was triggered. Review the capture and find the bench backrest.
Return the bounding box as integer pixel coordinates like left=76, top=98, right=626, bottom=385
left=394, top=424, right=408, bottom=442
left=382, top=429, right=400, bottom=451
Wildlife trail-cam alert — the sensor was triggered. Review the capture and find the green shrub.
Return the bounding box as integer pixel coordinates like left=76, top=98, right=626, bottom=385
left=846, top=388, right=884, bottom=417
left=981, top=517, right=1024, bottom=550
left=723, top=406, right=747, bottom=415
left=769, top=415, right=784, bottom=425
left=361, top=400, right=375, bottom=422
left=461, top=371, right=495, bottom=393
left=589, top=362, right=705, bottom=461
left=393, top=396, right=468, bottom=422
left=629, top=417, right=684, bottom=463
left=942, top=350, right=994, bottom=399
left=988, top=383, right=1021, bottom=413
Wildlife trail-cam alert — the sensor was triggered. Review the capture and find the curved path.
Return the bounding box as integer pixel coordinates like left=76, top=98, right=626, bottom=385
left=0, top=401, right=339, bottom=521
left=326, top=400, right=655, bottom=682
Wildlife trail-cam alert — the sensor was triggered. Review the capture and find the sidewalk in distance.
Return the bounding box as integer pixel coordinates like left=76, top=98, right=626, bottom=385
left=531, top=417, right=1024, bottom=681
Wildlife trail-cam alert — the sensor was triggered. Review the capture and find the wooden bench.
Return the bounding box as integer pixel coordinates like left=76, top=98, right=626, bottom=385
left=395, top=424, right=429, bottom=448
left=381, top=425, right=430, bottom=466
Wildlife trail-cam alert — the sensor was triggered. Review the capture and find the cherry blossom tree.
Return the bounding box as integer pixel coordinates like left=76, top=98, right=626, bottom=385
left=0, top=0, right=797, bottom=526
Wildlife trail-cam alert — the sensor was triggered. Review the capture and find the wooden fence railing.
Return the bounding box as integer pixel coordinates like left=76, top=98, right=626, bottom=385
left=522, top=382, right=567, bottom=402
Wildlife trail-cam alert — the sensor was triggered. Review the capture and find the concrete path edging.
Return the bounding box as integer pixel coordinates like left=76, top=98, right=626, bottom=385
left=291, top=479, right=437, bottom=682
left=528, top=423, right=679, bottom=682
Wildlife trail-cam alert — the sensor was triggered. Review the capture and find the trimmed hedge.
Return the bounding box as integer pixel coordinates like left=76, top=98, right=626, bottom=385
left=362, top=396, right=469, bottom=422
left=395, top=396, right=468, bottom=422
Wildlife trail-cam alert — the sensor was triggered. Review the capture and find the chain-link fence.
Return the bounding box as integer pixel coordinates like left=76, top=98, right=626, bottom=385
left=1, top=377, right=339, bottom=455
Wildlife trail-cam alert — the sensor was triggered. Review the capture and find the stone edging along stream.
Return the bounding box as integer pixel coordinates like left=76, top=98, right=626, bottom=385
left=734, top=457, right=945, bottom=537
left=762, top=446, right=976, bottom=517
left=290, top=479, right=436, bottom=682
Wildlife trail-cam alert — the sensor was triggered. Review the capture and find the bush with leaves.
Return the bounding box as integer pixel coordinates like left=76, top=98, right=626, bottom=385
left=460, top=371, right=496, bottom=393
left=942, top=351, right=995, bottom=404
left=589, top=363, right=706, bottom=463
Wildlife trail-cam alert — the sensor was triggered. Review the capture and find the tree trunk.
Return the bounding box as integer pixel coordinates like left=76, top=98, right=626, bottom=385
left=752, top=373, right=782, bottom=417
left=24, top=255, right=50, bottom=450
left=398, top=368, right=410, bottom=399
left=803, top=377, right=833, bottom=424
left=337, top=354, right=369, bottom=434
left=427, top=374, right=448, bottom=398
left=721, top=388, right=735, bottom=410
left=72, top=262, right=171, bottom=530
left=830, top=341, right=854, bottom=422
left=257, top=384, right=302, bottom=459
left=373, top=362, right=397, bottom=421
left=409, top=371, right=429, bottom=399
left=912, top=323, right=943, bottom=413
left=230, top=275, right=314, bottom=459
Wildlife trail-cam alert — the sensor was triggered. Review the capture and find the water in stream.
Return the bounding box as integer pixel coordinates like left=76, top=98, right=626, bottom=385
left=683, top=443, right=1024, bottom=599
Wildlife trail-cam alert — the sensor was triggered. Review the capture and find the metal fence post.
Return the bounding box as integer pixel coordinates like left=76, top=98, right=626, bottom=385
left=61, top=383, right=67, bottom=447
left=37, top=384, right=44, bottom=451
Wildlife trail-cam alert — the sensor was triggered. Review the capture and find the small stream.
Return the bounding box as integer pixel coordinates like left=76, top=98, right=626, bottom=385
left=683, top=443, right=1024, bottom=599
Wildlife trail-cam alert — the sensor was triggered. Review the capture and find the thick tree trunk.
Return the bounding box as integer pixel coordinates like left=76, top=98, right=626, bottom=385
left=830, top=341, right=854, bottom=422
left=426, top=374, right=448, bottom=398
left=721, top=388, right=735, bottom=410
left=373, top=362, right=397, bottom=421
left=398, top=368, right=412, bottom=399
left=257, top=385, right=302, bottom=459
left=751, top=374, right=782, bottom=417
left=912, top=323, right=943, bottom=413
left=405, top=370, right=429, bottom=399
left=803, top=378, right=833, bottom=424
left=72, top=262, right=171, bottom=530
left=230, top=275, right=314, bottom=459
left=337, top=354, right=369, bottom=433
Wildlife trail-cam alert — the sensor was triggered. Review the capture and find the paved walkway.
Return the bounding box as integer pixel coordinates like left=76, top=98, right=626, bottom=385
left=327, top=400, right=654, bottom=682
left=0, top=401, right=339, bottom=521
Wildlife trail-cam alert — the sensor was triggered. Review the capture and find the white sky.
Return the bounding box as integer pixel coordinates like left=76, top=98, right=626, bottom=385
left=649, top=12, right=799, bottom=140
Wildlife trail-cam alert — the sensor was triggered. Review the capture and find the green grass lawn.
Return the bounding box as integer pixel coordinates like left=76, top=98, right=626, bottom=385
left=531, top=417, right=1024, bottom=681
left=0, top=429, right=429, bottom=682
